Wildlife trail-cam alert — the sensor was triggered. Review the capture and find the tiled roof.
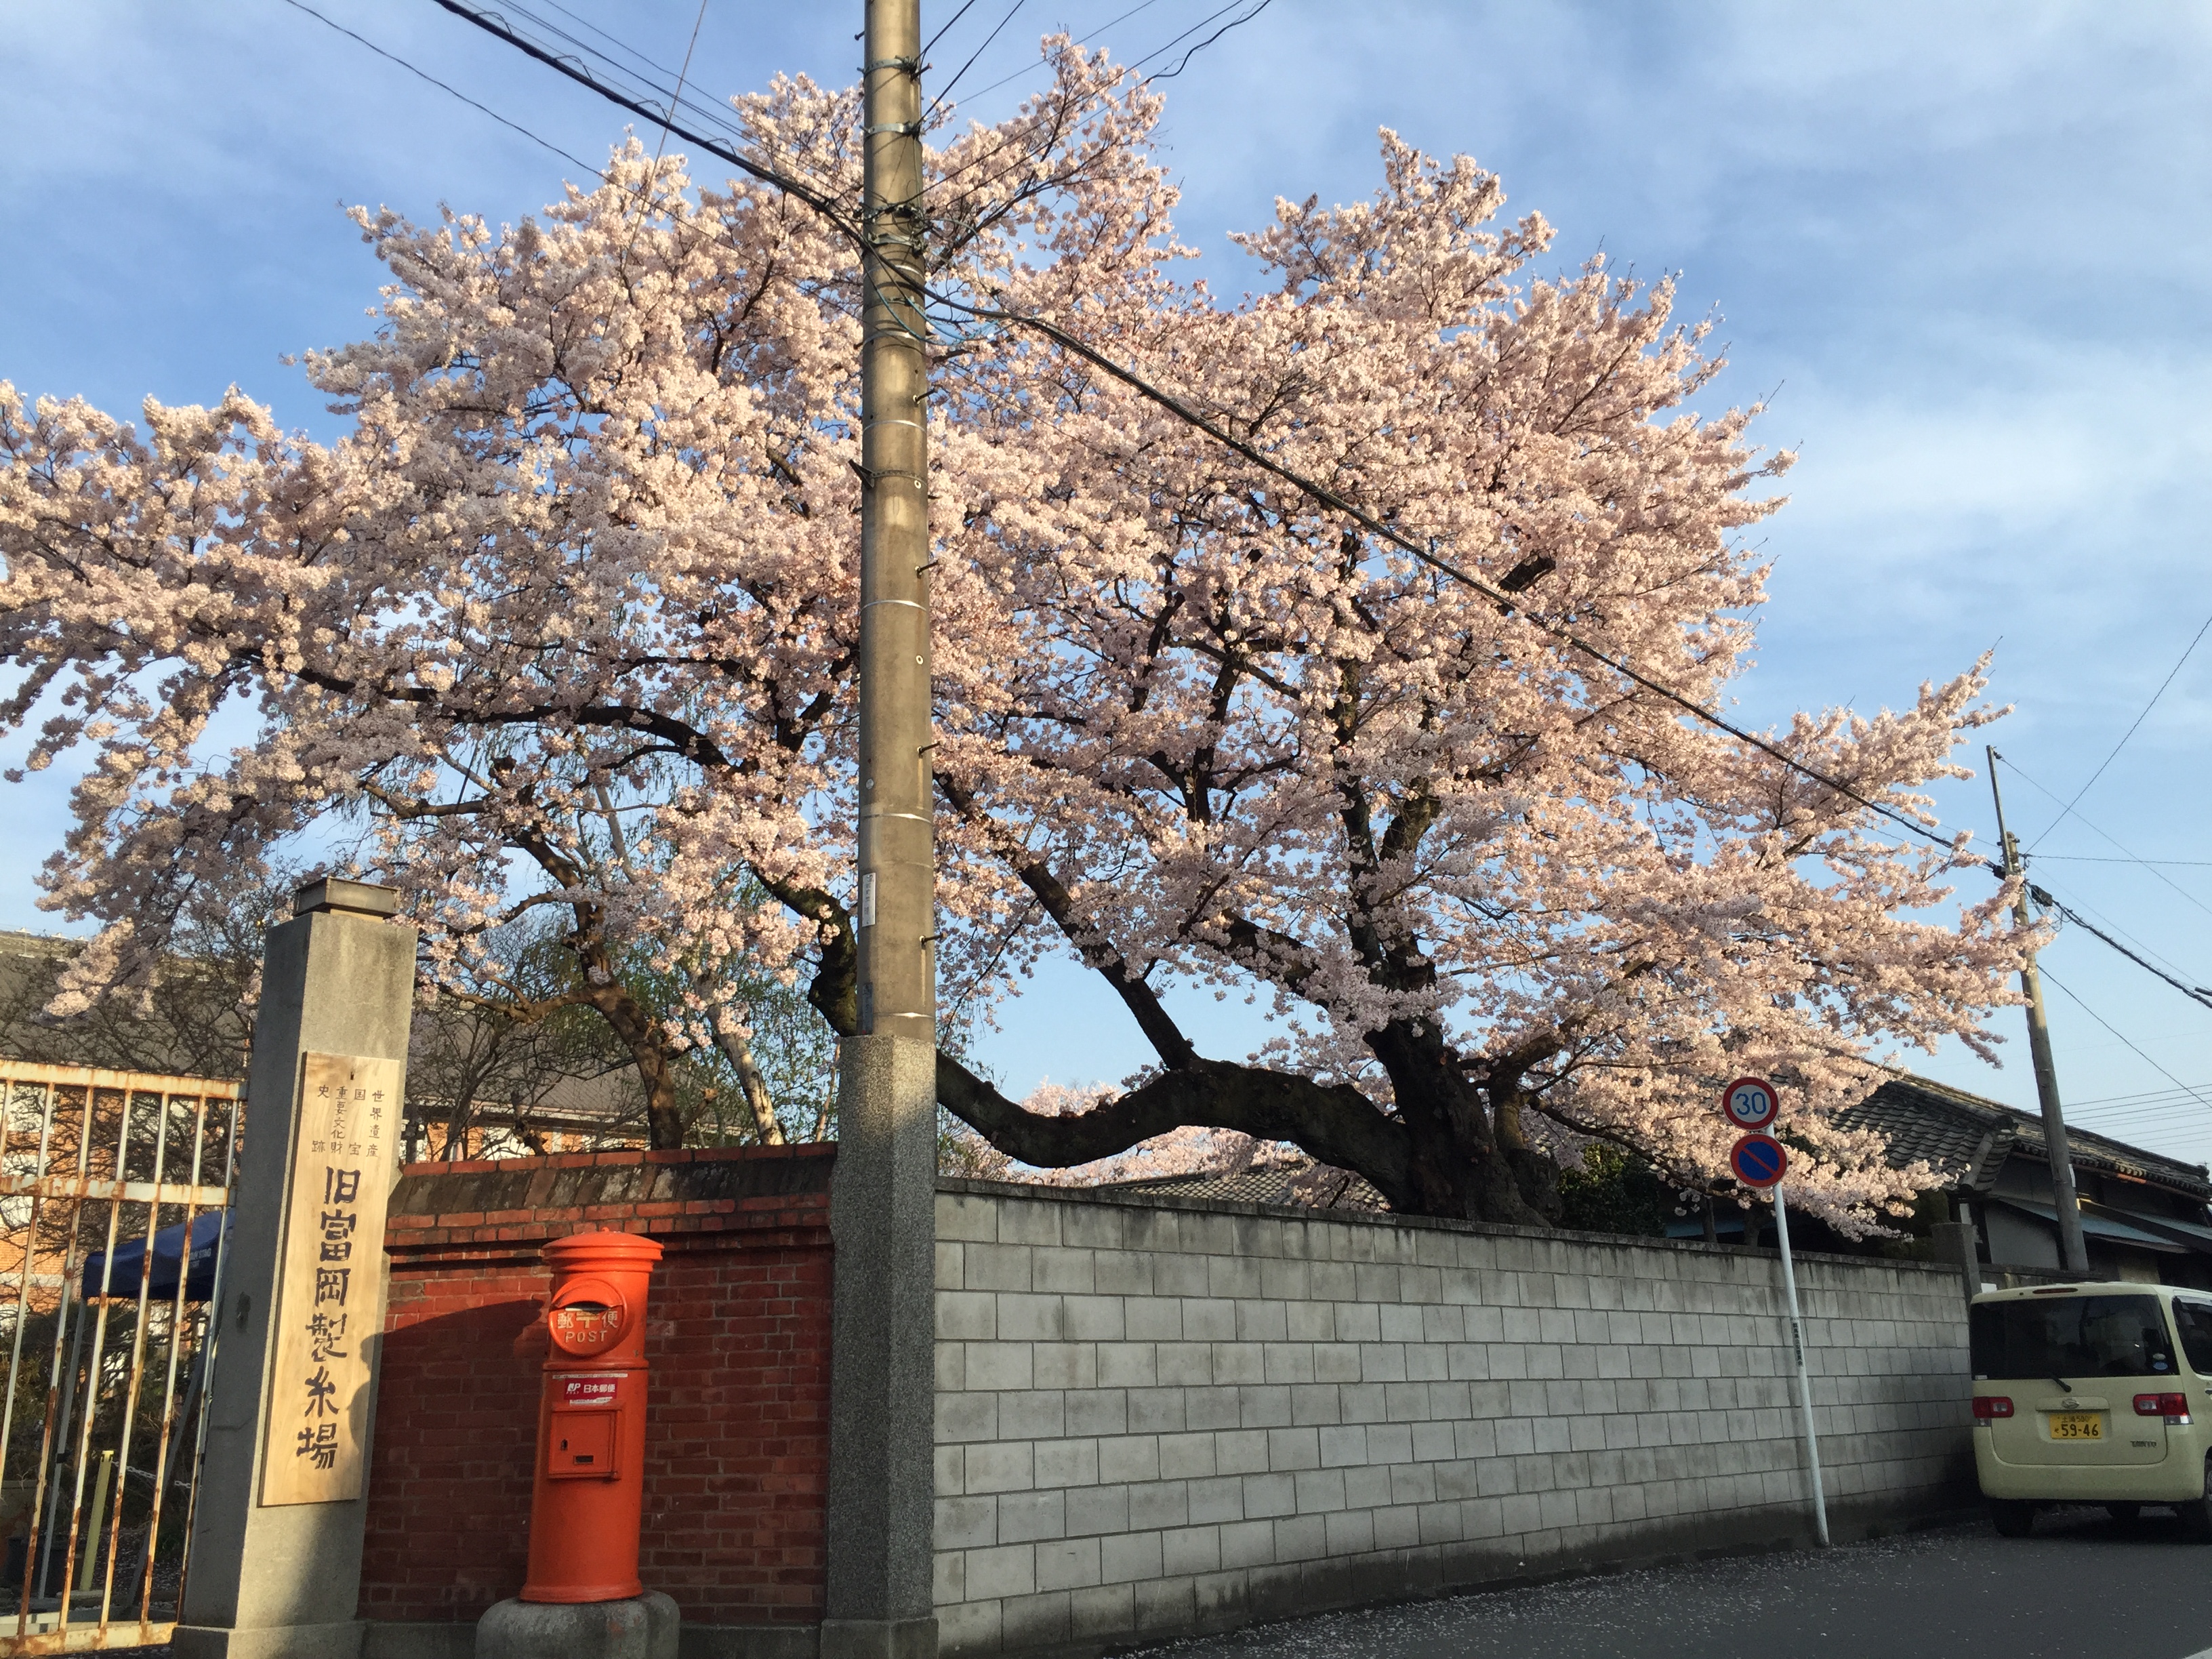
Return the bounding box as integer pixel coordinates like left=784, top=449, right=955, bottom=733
left=1097, top=1164, right=1389, bottom=1210
left=1835, top=1071, right=2211, bottom=1201
left=1090, top=1072, right=2210, bottom=1216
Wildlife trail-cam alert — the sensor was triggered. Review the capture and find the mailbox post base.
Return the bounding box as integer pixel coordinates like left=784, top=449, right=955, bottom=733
left=476, top=1591, right=677, bottom=1659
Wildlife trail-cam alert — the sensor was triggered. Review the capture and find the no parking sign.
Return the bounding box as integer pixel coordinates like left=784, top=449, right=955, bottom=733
left=1729, top=1132, right=1788, bottom=1189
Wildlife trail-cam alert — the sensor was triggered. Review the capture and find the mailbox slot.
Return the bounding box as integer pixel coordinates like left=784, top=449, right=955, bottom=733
left=548, top=1407, right=621, bottom=1479
left=548, top=1277, right=630, bottom=1358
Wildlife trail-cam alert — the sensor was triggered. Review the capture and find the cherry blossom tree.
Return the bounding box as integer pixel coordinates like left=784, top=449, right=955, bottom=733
left=0, top=41, right=2021, bottom=1223
left=922, top=121, right=2026, bottom=1227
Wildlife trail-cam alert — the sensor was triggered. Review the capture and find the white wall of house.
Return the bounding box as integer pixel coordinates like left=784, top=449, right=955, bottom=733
left=932, top=1182, right=1972, bottom=1657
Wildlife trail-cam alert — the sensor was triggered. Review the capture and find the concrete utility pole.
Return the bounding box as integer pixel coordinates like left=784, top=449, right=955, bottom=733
left=1988, top=745, right=2090, bottom=1275
left=822, top=0, right=939, bottom=1652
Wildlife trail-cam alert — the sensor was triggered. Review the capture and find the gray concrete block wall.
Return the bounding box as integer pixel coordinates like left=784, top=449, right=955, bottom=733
left=931, top=1182, right=1973, bottom=1657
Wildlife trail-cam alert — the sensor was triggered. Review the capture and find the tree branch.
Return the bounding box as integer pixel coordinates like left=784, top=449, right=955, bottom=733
left=936, top=1049, right=1417, bottom=1211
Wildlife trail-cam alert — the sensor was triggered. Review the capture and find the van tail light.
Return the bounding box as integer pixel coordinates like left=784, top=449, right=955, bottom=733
left=2135, top=1393, right=2191, bottom=1423
left=1973, top=1396, right=2013, bottom=1419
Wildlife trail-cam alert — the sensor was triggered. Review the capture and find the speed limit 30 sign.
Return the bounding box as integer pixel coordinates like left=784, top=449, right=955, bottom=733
left=1721, top=1076, right=1780, bottom=1130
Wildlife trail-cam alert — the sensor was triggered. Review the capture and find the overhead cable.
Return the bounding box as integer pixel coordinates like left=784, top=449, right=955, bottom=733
left=426, top=0, right=863, bottom=239
left=2030, top=605, right=2212, bottom=853
left=925, top=0, right=1162, bottom=120
left=491, top=0, right=858, bottom=206
left=2039, top=965, right=2212, bottom=1120
left=279, top=0, right=602, bottom=176
left=414, top=0, right=1987, bottom=866
left=928, top=0, right=1028, bottom=120
left=2037, top=855, right=2212, bottom=868
left=923, top=0, right=981, bottom=58
left=615, top=0, right=713, bottom=268
left=2035, top=882, right=2212, bottom=1012
left=2003, top=754, right=2212, bottom=921
left=1138, top=0, right=1273, bottom=82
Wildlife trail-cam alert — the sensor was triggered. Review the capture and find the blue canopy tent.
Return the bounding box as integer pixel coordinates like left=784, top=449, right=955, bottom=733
left=80, top=1210, right=228, bottom=1302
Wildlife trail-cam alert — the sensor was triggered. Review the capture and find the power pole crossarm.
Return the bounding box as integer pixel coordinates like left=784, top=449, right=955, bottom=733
left=1988, top=745, right=2090, bottom=1275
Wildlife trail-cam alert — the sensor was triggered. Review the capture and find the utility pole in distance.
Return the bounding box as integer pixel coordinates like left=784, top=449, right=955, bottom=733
left=823, top=0, right=939, bottom=1652
left=1988, top=745, right=2090, bottom=1275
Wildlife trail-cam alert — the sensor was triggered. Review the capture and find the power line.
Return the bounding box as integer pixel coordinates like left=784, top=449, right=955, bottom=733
left=537, top=0, right=684, bottom=77
left=417, top=0, right=1980, bottom=871
left=2036, top=855, right=2212, bottom=868
left=323, top=3, right=2212, bottom=1027
left=2029, top=604, right=2212, bottom=852
left=276, top=0, right=602, bottom=176
left=1128, top=0, right=1252, bottom=70
left=277, top=1, right=808, bottom=276
left=1137, top=0, right=1273, bottom=81
left=2002, top=754, right=2212, bottom=920
left=2072, top=1104, right=2212, bottom=1134
left=926, top=0, right=1163, bottom=121
left=2068, top=1088, right=2212, bottom=1122
left=922, top=0, right=1259, bottom=199
left=924, top=0, right=981, bottom=58
left=478, top=1, right=865, bottom=220
left=616, top=0, right=713, bottom=269
left=276, top=1, right=2212, bottom=1052
left=426, top=0, right=864, bottom=237
left=2070, top=1082, right=2212, bottom=1109
left=2040, top=964, right=2212, bottom=1120
left=285, top=1, right=945, bottom=384
left=2034, top=882, right=2212, bottom=1012
left=937, top=288, right=2212, bottom=1029
left=2039, top=878, right=2200, bottom=987
left=928, top=0, right=1027, bottom=121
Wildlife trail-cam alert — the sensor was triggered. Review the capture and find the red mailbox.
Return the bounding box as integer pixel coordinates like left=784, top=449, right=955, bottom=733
left=520, top=1229, right=664, bottom=1603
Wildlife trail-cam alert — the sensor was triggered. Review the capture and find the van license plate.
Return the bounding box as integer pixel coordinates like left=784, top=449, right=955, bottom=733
left=2051, top=1412, right=2103, bottom=1439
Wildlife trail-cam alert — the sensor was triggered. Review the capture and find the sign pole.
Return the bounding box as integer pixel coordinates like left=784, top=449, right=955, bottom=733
left=1771, top=1184, right=1830, bottom=1547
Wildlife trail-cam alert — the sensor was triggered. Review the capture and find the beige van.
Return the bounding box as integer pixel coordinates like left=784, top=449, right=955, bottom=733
left=1971, top=1282, right=2212, bottom=1536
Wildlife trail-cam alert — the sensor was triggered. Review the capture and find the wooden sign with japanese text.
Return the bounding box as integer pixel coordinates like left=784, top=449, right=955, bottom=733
left=259, top=1052, right=399, bottom=1507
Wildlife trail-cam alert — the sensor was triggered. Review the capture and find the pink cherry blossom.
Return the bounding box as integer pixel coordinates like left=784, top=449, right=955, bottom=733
left=0, top=40, right=2024, bottom=1225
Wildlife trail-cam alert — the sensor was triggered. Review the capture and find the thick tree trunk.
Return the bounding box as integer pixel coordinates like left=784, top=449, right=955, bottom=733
left=1488, top=1077, right=1564, bottom=1224
left=1366, top=1019, right=1551, bottom=1226
left=781, top=846, right=1558, bottom=1225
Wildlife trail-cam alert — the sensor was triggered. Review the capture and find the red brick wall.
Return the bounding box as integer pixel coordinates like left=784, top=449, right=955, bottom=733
left=360, top=1145, right=835, bottom=1628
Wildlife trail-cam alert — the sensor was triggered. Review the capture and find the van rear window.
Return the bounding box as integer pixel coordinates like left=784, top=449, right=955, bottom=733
left=2172, top=1300, right=2212, bottom=1374
left=1970, top=1294, right=2176, bottom=1380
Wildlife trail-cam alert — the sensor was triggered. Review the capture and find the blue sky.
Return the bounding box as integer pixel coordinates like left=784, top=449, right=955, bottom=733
left=4, top=1, right=2209, bottom=1165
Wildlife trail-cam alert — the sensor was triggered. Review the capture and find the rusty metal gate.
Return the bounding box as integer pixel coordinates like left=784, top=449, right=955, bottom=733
left=0, top=1061, right=240, bottom=1654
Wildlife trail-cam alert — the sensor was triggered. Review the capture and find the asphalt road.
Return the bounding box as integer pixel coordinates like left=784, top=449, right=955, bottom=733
left=1136, top=1509, right=2212, bottom=1659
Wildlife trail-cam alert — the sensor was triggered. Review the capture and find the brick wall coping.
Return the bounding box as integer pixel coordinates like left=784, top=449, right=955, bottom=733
left=934, top=1173, right=1966, bottom=1279
left=399, top=1142, right=837, bottom=1180
left=387, top=1142, right=834, bottom=1252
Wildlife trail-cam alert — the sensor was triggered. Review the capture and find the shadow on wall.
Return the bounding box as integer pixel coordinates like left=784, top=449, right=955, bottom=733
left=357, top=1145, right=840, bottom=1632
left=363, top=1297, right=545, bottom=1618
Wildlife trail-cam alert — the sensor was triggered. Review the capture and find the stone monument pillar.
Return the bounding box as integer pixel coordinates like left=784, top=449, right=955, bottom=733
left=174, top=878, right=415, bottom=1659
